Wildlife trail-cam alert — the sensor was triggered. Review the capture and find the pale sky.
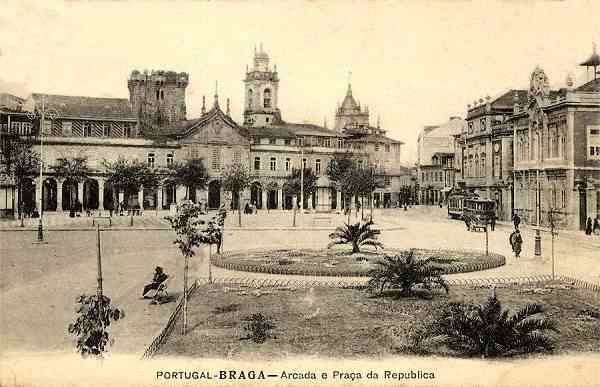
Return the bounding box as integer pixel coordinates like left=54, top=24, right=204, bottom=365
left=1, top=0, right=599, bottom=164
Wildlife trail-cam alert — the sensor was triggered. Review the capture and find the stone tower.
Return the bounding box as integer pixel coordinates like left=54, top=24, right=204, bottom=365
left=243, top=44, right=281, bottom=127
left=334, top=82, right=370, bottom=133
left=128, top=69, right=189, bottom=134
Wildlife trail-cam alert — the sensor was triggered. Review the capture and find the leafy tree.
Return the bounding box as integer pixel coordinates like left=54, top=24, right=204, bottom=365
left=327, top=153, right=360, bottom=221
left=367, top=250, right=449, bottom=296
left=50, top=156, right=89, bottom=210
left=221, top=162, right=251, bottom=227
left=104, top=157, right=159, bottom=215
left=286, top=167, right=318, bottom=210
left=67, top=294, right=124, bottom=358
left=430, top=293, right=557, bottom=358
left=356, top=163, right=385, bottom=219
left=169, top=158, right=207, bottom=200
left=327, top=219, right=383, bottom=254
left=1, top=134, right=39, bottom=223
left=165, top=200, right=214, bottom=334
left=263, top=180, right=279, bottom=212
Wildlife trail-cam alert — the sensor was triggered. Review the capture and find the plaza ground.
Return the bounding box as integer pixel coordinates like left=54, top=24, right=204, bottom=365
left=0, top=206, right=599, bottom=358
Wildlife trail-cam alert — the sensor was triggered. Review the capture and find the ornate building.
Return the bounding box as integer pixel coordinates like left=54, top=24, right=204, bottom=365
left=0, top=46, right=406, bottom=218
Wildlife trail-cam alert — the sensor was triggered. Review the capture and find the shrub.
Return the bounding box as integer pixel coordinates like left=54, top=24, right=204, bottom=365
left=68, top=294, right=124, bottom=358
left=241, top=313, right=276, bottom=344
left=430, top=293, right=558, bottom=358
left=367, top=250, right=449, bottom=296
left=328, top=219, right=383, bottom=254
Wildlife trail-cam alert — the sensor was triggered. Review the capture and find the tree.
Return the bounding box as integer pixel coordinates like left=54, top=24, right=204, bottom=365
left=327, top=153, right=359, bottom=221
left=68, top=294, right=124, bottom=358
left=327, top=219, right=383, bottom=254
left=263, top=180, right=279, bottom=212
left=169, top=158, right=207, bottom=200
left=431, top=292, right=557, bottom=358
left=50, top=156, right=89, bottom=211
left=221, top=162, right=251, bottom=227
left=165, top=200, right=219, bottom=334
left=286, top=167, right=318, bottom=210
left=104, top=157, right=159, bottom=224
left=1, top=133, right=39, bottom=223
left=356, top=163, right=385, bottom=220
left=367, top=250, right=449, bottom=296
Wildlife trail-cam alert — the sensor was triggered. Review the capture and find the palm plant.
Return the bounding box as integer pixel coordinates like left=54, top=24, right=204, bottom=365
left=367, top=250, right=449, bottom=295
left=327, top=219, right=383, bottom=254
left=432, top=292, right=558, bottom=358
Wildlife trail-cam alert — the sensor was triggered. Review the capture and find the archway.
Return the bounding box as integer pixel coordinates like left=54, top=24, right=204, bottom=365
left=83, top=179, right=99, bottom=210
left=62, top=179, right=78, bottom=211
left=208, top=180, right=221, bottom=209
left=143, top=186, right=158, bottom=210
left=19, top=178, right=36, bottom=216
left=331, top=187, right=337, bottom=210
left=282, top=183, right=294, bottom=210
left=103, top=182, right=116, bottom=213
left=42, top=178, right=57, bottom=211
left=163, top=183, right=177, bottom=209
left=250, top=182, right=262, bottom=209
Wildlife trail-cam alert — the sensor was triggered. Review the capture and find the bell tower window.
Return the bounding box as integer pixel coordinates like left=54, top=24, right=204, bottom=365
left=264, top=88, right=271, bottom=108
left=248, top=89, right=253, bottom=109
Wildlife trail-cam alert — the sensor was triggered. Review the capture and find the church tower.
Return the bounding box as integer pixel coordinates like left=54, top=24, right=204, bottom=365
left=128, top=69, right=189, bottom=134
left=334, top=80, right=370, bottom=133
left=243, top=44, right=281, bottom=127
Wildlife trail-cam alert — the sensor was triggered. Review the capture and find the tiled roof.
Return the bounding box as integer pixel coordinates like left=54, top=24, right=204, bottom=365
left=575, top=78, right=600, bottom=92
left=29, top=93, right=136, bottom=121
left=346, top=132, right=404, bottom=144
left=423, top=117, right=464, bottom=137
left=491, top=89, right=528, bottom=109
left=155, top=103, right=246, bottom=138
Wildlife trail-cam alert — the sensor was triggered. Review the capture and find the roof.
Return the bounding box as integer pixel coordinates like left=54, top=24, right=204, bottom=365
left=340, top=84, right=359, bottom=111
left=346, top=132, right=404, bottom=144
left=156, top=101, right=244, bottom=138
left=28, top=93, right=135, bottom=121
left=0, top=93, right=25, bottom=111
left=423, top=117, right=464, bottom=137
left=575, top=78, right=600, bottom=92
left=490, top=89, right=528, bottom=109
left=580, top=47, right=600, bottom=67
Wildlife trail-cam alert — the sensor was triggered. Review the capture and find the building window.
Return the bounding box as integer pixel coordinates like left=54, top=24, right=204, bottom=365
left=102, top=123, right=112, bottom=137
left=285, top=158, right=291, bottom=171
left=480, top=153, right=486, bottom=177
left=468, top=122, right=473, bottom=134
left=385, top=144, right=390, bottom=152
left=323, top=138, right=331, bottom=148
left=384, top=176, right=391, bottom=186
left=166, top=153, right=174, bottom=168
left=263, top=88, right=271, bottom=108
left=270, top=157, right=276, bottom=171
left=83, top=122, right=92, bottom=137
left=266, top=117, right=270, bottom=123
left=337, top=139, right=344, bottom=148
left=211, top=148, right=221, bottom=170
left=269, top=138, right=276, bottom=145
left=480, top=118, right=486, bottom=131
left=247, top=89, right=253, bottom=109
left=284, top=139, right=291, bottom=145
left=147, top=153, right=155, bottom=168
left=254, top=157, right=260, bottom=170
left=587, top=127, right=600, bottom=160
left=315, top=159, right=321, bottom=175
left=302, top=158, right=306, bottom=169
left=233, top=150, right=241, bottom=164
left=124, top=123, right=132, bottom=137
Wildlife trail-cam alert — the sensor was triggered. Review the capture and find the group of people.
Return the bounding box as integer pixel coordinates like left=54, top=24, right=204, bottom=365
left=244, top=201, right=258, bottom=214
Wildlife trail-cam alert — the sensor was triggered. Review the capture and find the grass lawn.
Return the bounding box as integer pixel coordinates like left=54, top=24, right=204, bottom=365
left=157, top=283, right=600, bottom=359
left=213, top=247, right=505, bottom=276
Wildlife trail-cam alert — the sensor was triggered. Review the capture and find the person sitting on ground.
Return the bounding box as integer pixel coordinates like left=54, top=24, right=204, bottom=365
left=142, top=266, right=168, bottom=299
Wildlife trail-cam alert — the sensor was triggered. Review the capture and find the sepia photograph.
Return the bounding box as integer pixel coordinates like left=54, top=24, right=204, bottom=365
left=1, top=1, right=599, bottom=386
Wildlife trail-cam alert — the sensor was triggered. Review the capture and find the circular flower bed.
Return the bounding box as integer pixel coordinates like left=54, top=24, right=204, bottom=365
left=212, top=248, right=505, bottom=277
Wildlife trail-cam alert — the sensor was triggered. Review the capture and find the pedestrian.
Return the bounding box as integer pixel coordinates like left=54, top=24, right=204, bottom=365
left=585, top=217, right=593, bottom=235
left=512, top=213, right=521, bottom=230
left=490, top=212, right=496, bottom=231
left=593, top=217, right=600, bottom=235
left=509, top=229, right=523, bottom=258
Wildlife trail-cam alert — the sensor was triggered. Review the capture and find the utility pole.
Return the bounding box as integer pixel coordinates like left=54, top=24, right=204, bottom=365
left=96, top=224, right=105, bottom=331
left=534, top=129, right=542, bottom=256
left=300, top=140, right=304, bottom=215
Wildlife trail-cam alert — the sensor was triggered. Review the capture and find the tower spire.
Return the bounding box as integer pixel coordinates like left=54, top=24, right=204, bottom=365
left=226, top=98, right=230, bottom=115
left=347, top=71, right=352, bottom=95
left=214, top=81, right=219, bottom=107
left=201, top=95, right=206, bottom=115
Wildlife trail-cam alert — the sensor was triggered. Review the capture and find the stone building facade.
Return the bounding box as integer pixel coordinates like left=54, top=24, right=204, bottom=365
left=0, top=47, right=406, bottom=218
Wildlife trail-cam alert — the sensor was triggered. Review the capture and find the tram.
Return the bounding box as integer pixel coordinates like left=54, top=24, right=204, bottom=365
left=447, top=192, right=478, bottom=219
left=463, top=198, right=496, bottom=231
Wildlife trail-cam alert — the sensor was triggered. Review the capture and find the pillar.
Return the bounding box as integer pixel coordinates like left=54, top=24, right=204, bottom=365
left=77, top=181, right=84, bottom=207
left=56, top=179, right=63, bottom=212
left=277, top=188, right=283, bottom=209
left=97, top=179, right=104, bottom=211
left=336, top=190, right=342, bottom=210
left=13, top=185, right=19, bottom=220
left=35, top=176, right=42, bottom=211
left=157, top=185, right=163, bottom=211
left=261, top=190, right=268, bottom=210
left=138, top=187, right=144, bottom=211
left=587, top=183, right=597, bottom=221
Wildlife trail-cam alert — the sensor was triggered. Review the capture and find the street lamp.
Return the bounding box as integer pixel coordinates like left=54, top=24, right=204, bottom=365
left=534, top=128, right=542, bottom=256
left=27, top=96, right=58, bottom=243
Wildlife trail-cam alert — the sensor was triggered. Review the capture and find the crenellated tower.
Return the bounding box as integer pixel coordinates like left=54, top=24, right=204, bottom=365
left=128, top=69, right=189, bottom=134
left=243, top=44, right=281, bottom=127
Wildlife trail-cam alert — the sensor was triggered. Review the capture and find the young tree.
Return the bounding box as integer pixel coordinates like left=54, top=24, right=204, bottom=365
left=104, top=157, right=159, bottom=224
left=165, top=200, right=221, bottom=334
left=327, top=153, right=358, bottom=221
left=286, top=167, right=318, bottom=210
left=169, top=158, right=207, bottom=200
left=50, top=156, right=89, bottom=211
left=1, top=134, right=39, bottom=224
left=221, top=162, right=251, bottom=227
left=68, top=294, right=124, bottom=358
left=263, top=180, right=279, bottom=212
left=356, top=164, right=385, bottom=220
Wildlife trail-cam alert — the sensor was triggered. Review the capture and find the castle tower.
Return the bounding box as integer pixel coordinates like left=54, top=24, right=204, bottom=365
left=334, top=80, right=370, bottom=132
left=128, top=69, right=189, bottom=134
left=243, top=44, right=281, bottom=127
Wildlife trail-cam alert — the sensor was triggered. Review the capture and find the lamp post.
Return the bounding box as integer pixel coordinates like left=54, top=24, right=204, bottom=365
left=27, top=96, right=58, bottom=243
left=299, top=137, right=304, bottom=215
left=534, top=128, right=542, bottom=256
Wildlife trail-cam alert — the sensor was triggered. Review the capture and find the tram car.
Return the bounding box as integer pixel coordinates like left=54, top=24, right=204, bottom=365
left=463, top=198, right=496, bottom=232
left=447, top=192, right=478, bottom=219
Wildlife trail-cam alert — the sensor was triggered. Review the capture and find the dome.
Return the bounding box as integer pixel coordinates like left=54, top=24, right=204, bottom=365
left=340, top=84, right=359, bottom=111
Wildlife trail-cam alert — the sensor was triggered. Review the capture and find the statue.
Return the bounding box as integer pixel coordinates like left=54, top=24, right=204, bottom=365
left=527, top=66, right=550, bottom=131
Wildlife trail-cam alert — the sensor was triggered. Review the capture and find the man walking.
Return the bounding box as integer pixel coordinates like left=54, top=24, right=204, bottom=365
left=512, top=213, right=521, bottom=230
left=509, top=229, right=523, bottom=258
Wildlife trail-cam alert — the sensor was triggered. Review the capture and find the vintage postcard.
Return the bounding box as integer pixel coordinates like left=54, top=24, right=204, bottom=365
left=1, top=1, right=599, bottom=386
